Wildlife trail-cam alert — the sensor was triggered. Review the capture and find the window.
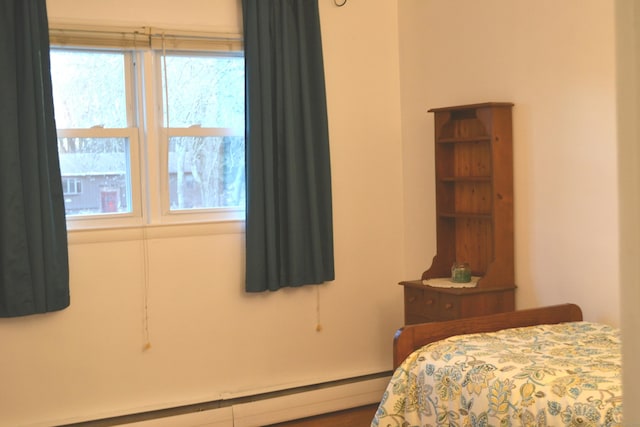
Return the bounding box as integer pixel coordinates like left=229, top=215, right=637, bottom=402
left=162, top=53, right=245, bottom=211
left=62, top=178, right=82, bottom=195
left=51, top=49, right=137, bottom=219
left=49, top=28, right=245, bottom=229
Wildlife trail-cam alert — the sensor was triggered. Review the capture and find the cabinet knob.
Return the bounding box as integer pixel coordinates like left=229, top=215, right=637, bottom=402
left=444, top=303, right=453, bottom=310
left=408, top=296, right=416, bottom=303
left=425, top=299, right=434, bottom=305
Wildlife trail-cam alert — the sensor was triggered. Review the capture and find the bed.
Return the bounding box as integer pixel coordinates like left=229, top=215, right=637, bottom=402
left=372, top=304, right=623, bottom=427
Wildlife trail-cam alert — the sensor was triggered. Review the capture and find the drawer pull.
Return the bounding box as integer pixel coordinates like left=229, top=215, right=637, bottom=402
left=444, top=303, right=453, bottom=310
left=408, top=296, right=417, bottom=303
left=425, top=299, right=434, bottom=305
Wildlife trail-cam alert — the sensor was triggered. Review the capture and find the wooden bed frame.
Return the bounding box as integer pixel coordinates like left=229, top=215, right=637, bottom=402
left=393, top=303, right=583, bottom=369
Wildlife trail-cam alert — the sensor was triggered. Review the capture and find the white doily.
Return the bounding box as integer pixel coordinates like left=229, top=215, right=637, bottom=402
left=421, top=276, right=480, bottom=288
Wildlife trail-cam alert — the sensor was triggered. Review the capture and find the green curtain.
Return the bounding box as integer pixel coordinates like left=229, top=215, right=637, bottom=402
left=0, top=0, right=70, bottom=316
left=242, top=0, right=334, bottom=292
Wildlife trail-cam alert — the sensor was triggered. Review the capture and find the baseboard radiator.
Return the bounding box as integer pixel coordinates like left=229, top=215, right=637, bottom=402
left=59, top=372, right=391, bottom=427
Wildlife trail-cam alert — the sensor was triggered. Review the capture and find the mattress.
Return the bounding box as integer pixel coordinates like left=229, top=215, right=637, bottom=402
left=372, top=321, right=622, bottom=427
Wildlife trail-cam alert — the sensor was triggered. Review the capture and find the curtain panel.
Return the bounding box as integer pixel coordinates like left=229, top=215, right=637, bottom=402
left=242, top=0, right=334, bottom=292
left=0, top=0, right=70, bottom=316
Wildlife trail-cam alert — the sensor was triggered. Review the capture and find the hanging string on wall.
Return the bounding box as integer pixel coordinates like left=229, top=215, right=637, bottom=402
left=334, top=0, right=347, bottom=7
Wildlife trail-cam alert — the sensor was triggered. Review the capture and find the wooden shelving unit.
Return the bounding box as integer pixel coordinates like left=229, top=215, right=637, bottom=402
left=400, top=102, right=516, bottom=325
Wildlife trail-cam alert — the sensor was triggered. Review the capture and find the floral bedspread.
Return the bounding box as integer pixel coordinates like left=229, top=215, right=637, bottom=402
left=372, top=322, right=622, bottom=427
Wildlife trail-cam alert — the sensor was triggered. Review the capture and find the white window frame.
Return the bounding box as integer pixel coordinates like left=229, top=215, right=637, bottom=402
left=150, top=50, right=245, bottom=225
left=158, top=126, right=245, bottom=224
left=50, top=25, right=245, bottom=231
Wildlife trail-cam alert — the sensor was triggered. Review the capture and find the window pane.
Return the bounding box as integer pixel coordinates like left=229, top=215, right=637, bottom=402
left=168, top=136, right=245, bottom=210
left=50, top=49, right=128, bottom=128
left=58, top=137, right=132, bottom=216
left=162, top=54, right=244, bottom=129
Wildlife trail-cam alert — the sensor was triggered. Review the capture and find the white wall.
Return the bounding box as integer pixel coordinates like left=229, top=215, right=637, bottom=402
left=398, top=0, right=620, bottom=326
left=0, top=1, right=405, bottom=426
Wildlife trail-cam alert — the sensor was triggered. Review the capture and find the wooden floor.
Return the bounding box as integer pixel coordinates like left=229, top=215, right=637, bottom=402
left=267, top=404, right=378, bottom=427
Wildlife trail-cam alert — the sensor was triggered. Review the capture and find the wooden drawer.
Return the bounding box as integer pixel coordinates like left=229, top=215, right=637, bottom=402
left=404, top=287, right=436, bottom=320
left=400, top=281, right=516, bottom=325
left=404, top=287, right=463, bottom=322
left=436, top=292, right=460, bottom=320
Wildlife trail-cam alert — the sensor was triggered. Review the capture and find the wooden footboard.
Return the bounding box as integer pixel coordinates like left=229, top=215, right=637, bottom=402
left=393, top=303, right=583, bottom=369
